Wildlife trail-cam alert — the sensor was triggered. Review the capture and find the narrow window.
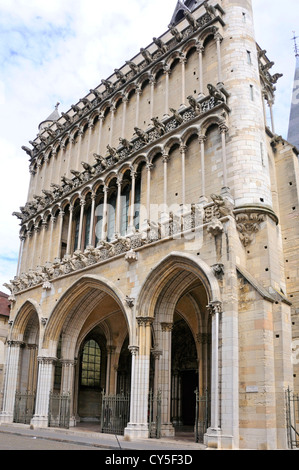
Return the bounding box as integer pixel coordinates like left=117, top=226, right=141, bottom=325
left=247, top=51, right=252, bottom=65
left=120, top=184, right=130, bottom=236
left=250, top=85, right=254, bottom=101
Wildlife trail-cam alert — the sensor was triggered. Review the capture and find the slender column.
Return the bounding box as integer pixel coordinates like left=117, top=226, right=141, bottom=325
left=129, top=169, right=137, bottom=228
left=198, top=134, right=207, bottom=197
left=109, top=106, right=115, bottom=146
left=47, top=215, right=56, bottom=262
left=101, top=185, right=108, bottom=241
left=268, top=99, right=275, bottom=134
left=159, top=322, right=174, bottom=435
left=105, top=346, right=116, bottom=395
left=136, top=317, right=153, bottom=425
left=207, top=301, right=222, bottom=430
left=162, top=154, right=169, bottom=211
left=39, top=219, right=48, bottom=266
left=180, top=144, right=186, bottom=207
left=146, top=163, right=153, bottom=221
left=127, top=346, right=139, bottom=424
left=17, top=235, right=25, bottom=276
left=57, top=208, right=65, bottom=259
left=86, top=121, right=94, bottom=158
left=76, top=129, right=84, bottom=170
left=115, top=176, right=122, bottom=237
left=164, top=65, right=171, bottom=116
left=66, top=205, right=74, bottom=255
left=121, top=96, right=128, bottom=137
left=88, top=192, right=96, bottom=246
left=179, top=54, right=187, bottom=107
left=64, top=135, right=74, bottom=177
left=77, top=197, right=86, bottom=251
left=31, top=224, right=40, bottom=269
left=150, top=76, right=155, bottom=118
left=31, top=357, right=56, bottom=428
left=135, top=88, right=142, bottom=127
left=97, top=114, right=105, bottom=154
left=219, top=124, right=229, bottom=189
left=196, top=41, right=205, bottom=96
left=0, top=341, right=23, bottom=423
left=214, top=32, right=224, bottom=86
left=49, top=147, right=57, bottom=185
left=27, top=344, right=38, bottom=393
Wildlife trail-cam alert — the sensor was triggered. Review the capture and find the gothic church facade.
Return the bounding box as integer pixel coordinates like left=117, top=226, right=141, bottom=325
left=1, top=0, right=299, bottom=450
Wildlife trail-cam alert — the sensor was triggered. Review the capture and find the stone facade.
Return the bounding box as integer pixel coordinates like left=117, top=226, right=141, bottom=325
left=1, top=0, right=298, bottom=450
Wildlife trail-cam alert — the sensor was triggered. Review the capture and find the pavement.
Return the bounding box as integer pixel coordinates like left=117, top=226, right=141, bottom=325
left=0, top=422, right=207, bottom=451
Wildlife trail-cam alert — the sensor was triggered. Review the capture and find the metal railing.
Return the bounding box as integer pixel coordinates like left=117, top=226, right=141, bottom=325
left=48, top=392, right=71, bottom=429
left=14, top=391, right=35, bottom=425
left=100, top=391, right=130, bottom=436
left=286, top=387, right=299, bottom=449
left=195, top=388, right=210, bottom=443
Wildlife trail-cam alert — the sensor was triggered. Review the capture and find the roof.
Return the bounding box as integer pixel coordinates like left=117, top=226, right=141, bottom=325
left=287, top=56, right=299, bottom=149
left=170, top=0, right=200, bottom=25
left=0, top=291, right=11, bottom=317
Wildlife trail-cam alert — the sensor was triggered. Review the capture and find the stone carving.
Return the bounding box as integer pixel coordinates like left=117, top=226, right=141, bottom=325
left=90, top=88, right=102, bottom=100
left=151, top=117, right=166, bottom=136
left=207, top=217, right=223, bottom=237
left=119, top=138, right=133, bottom=152
left=168, top=24, right=183, bottom=42
left=125, top=249, right=139, bottom=263
left=212, top=263, right=224, bottom=280
left=184, top=11, right=198, bottom=31
left=187, top=95, right=202, bottom=115
left=153, top=37, right=168, bottom=54
left=134, top=127, right=149, bottom=143
left=21, top=146, right=34, bottom=159
left=169, top=108, right=184, bottom=124
left=114, top=69, right=127, bottom=83
left=101, top=79, right=115, bottom=93
left=203, top=1, right=217, bottom=18
left=235, top=212, right=266, bottom=247
left=125, top=296, right=135, bottom=308
left=210, top=193, right=234, bottom=217
left=207, top=301, right=223, bottom=316
left=125, top=61, right=139, bottom=75
left=140, top=48, right=153, bottom=64
left=207, top=84, right=225, bottom=103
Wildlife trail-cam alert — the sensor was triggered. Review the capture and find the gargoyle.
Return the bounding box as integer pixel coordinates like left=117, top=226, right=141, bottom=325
left=187, top=95, right=202, bottom=114
left=119, top=138, right=133, bottom=151
left=140, top=48, right=152, bottom=64
left=153, top=37, right=168, bottom=54
left=203, top=1, right=217, bottom=17
left=168, top=24, right=183, bottom=42
left=81, top=162, right=96, bottom=174
left=126, top=61, right=139, bottom=74
left=61, top=176, right=74, bottom=187
left=134, top=127, right=149, bottom=143
left=114, top=69, right=127, bottom=83
left=90, top=88, right=102, bottom=100
left=207, top=84, right=225, bottom=103
left=80, top=98, right=92, bottom=109
left=101, top=79, right=115, bottom=93
left=71, top=169, right=85, bottom=181
left=107, top=145, right=119, bottom=161
left=151, top=117, right=166, bottom=136
left=93, top=153, right=107, bottom=168
left=170, top=108, right=183, bottom=124
left=21, top=146, right=34, bottom=158
left=184, top=11, right=198, bottom=30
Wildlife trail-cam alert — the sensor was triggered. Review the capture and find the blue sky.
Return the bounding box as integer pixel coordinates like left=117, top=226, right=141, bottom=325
left=0, top=0, right=298, bottom=294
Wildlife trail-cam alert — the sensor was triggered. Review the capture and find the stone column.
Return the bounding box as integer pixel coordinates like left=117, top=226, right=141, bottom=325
left=180, top=144, right=186, bottom=208
left=268, top=99, right=275, bottom=134
left=88, top=192, right=96, bottom=247
left=128, top=169, right=136, bottom=234
left=60, top=359, right=76, bottom=426
left=179, top=54, right=187, bottom=108
left=196, top=41, right=205, bottom=97
left=150, top=75, right=155, bottom=118
left=86, top=121, right=94, bottom=158
left=198, top=134, right=207, bottom=198
left=214, top=31, right=224, bottom=86
left=57, top=208, right=65, bottom=259
left=0, top=341, right=23, bottom=424
left=115, top=176, right=122, bottom=237
left=17, top=235, right=26, bottom=276
left=97, top=114, right=105, bottom=155
left=146, top=163, right=153, bottom=222
left=162, top=154, right=169, bottom=211
left=31, top=357, right=57, bottom=428
left=66, top=205, right=74, bottom=255
left=121, top=96, right=128, bottom=137
left=158, top=322, right=175, bottom=436
left=47, top=215, right=56, bottom=262
left=101, top=185, right=108, bottom=241
left=27, top=344, right=38, bottom=394
left=135, top=88, right=142, bottom=127
left=219, top=123, right=229, bottom=190
left=125, top=318, right=153, bottom=439
left=77, top=197, right=86, bottom=251
left=109, top=106, right=115, bottom=146
left=31, top=224, right=40, bottom=269
left=76, top=130, right=84, bottom=170
left=39, top=218, right=48, bottom=266
left=164, top=65, right=171, bottom=116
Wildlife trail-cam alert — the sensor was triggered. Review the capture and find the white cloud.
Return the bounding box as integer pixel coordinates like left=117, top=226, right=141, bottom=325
left=0, top=0, right=297, bottom=293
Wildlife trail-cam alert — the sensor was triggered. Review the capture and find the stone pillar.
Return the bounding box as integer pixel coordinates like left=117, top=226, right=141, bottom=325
left=87, top=121, right=94, bottom=158
left=61, top=359, right=76, bottom=426
left=109, top=106, right=115, bottom=146
left=77, top=197, right=86, bottom=251
left=57, top=207, right=65, bottom=259
left=31, top=224, right=40, bottom=269
left=121, top=95, right=128, bottom=137
left=101, top=185, right=108, bottom=241
left=196, top=41, right=205, bottom=97
left=180, top=144, right=186, bottom=207
left=115, top=176, right=122, bottom=237
left=179, top=54, right=187, bottom=108
left=214, top=31, right=224, bottom=86
left=17, top=235, right=26, bottom=276
left=128, top=169, right=136, bottom=234
left=150, top=76, right=155, bottom=118
left=47, top=215, right=56, bottom=262
left=127, top=346, right=139, bottom=424
left=76, top=129, right=84, bottom=170
left=164, top=66, right=171, bottom=116
left=135, top=88, right=142, bottom=127
left=219, top=123, right=229, bottom=190
left=159, top=322, right=175, bottom=437
left=198, top=134, right=207, bottom=198
left=66, top=205, right=74, bottom=255
left=146, top=163, right=153, bottom=222
left=105, top=346, right=116, bottom=395
left=162, top=153, right=169, bottom=211
left=31, top=357, right=56, bottom=428
left=97, top=114, right=105, bottom=155
left=0, top=341, right=23, bottom=423
left=39, top=218, right=48, bottom=266
left=88, top=192, right=96, bottom=246
left=125, top=317, right=153, bottom=439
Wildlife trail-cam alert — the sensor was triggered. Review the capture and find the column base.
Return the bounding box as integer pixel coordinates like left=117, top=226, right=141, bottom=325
left=0, top=412, right=14, bottom=424
left=30, top=415, right=49, bottom=429
left=124, top=423, right=149, bottom=439
left=204, top=427, right=235, bottom=450
left=160, top=423, right=175, bottom=437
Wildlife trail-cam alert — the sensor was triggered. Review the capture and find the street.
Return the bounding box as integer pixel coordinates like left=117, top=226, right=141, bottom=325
left=0, top=431, right=104, bottom=450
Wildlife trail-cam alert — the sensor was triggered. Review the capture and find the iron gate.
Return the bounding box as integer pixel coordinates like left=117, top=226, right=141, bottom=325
left=100, top=392, right=130, bottom=436
left=48, top=392, right=71, bottom=429
left=195, top=388, right=210, bottom=443
left=13, top=392, right=35, bottom=424
left=286, top=387, right=299, bottom=449
left=148, top=389, right=162, bottom=439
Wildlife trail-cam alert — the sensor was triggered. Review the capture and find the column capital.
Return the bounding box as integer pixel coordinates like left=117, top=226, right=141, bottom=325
left=207, top=301, right=223, bottom=316
left=219, top=123, right=229, bottom=134
left=7, top=340, right=24, bottom=349
left=160, top=322, right=173, bottom=332
left=198, top=134, right=207, bottom=144
left=129, top=345, right=139, bottom=356
left=137, top=316, right=154, bottom=327
left=37, top=356, right=57, bottom=365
